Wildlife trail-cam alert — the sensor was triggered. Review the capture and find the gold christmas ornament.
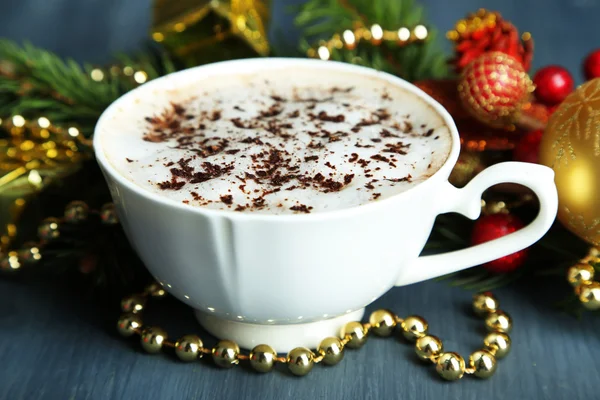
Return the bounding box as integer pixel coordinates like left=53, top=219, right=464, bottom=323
left=401, top=315, right=428, bottom=341
left=287, top=347, right=314, bottom=376
left=484, top=311, right=512, bottom=333
left=436, top=352, right=466, bottom=381
left=341, top=321, right=369, bottom=349
left=483, top=332, right=511, bottom=359
left=140, top=326, right=168, bottom=353
left=469, top=350, right=497, bottom=379
left=175, top=334, right=204, bottom=362
left=368, top=309, right=397, bottom=337
left=38, top=217, right=60, bottom=240
left=151, top=0, right=270, bottom=67
left=567, top=263, right=595, bottom=287
left=249, top=344, right=277, bottom=373
left=64, top=201, right=89, bottom=223
left=415, top=335, right=443, bottom=361
left=318, top=337, right=345, bottom=366
left=579, top=282, right=600, bottom=310
left=212, top=340, right=240, bottom=368
left=117, top=313, right=143, bottom=337
left=539, top=78, right=600, bottom=246
left=472, top=292, right=499, bottom=316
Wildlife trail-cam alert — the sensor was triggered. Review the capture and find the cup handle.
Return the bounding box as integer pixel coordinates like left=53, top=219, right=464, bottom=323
left=396, top=162, right=558, bottom=286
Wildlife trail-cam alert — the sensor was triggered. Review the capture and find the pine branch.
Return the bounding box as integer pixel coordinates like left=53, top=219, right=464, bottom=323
left=295, top=0, right=450, bottom=81
left=0, top=40, right=178, bottom=137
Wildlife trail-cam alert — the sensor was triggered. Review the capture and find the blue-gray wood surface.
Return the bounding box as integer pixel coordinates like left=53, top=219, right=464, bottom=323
left=1, top=1, right=600, bottom=399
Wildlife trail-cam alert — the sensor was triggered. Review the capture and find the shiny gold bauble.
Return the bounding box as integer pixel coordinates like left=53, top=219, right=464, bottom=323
left=117, top=313, right=143, bottom=337
left=369, top=309, right=397, bottom=337
left=212, top=340, right=240, bottom=368
left=435, top=352, right=465, bottom=381
left=0, top=251, right=22, bottom=273
left=578, top=282, right=600, bottom=310
left=249, top=344, right=277, bottom=373
left=38, top=217, right=60, bottom=240
left=483, top=332, right=511, bottom=359
left=469, top=350, right=497, bottom=379
left=472, top=292, right=499, bottom=316
left=539, top=78, right=600, bottom=246
left=18, top=242, right=42, bottom=264
left=400, top=316, right=429, bottom=341
left=100, top=203, right=119, bottom=224
left=121, top=295, right=146, bottom=314
left=64, top=201, right=89, bottom=223
left=340, top=321, right=369, bottom=349
left=415, top=335, right=443, bottom=361
left=567, top=263, right=595, bottom=287
left=175, top=334, right=203, bottom=362
left=287, top=347, right=314, bottom=376
left=485, top=311, right=512, bottom=333
left=145, top=282, right=167, bottom=298
left=140, top=326, right=167, bottom=353
left=318, top=337, right=345, bottom=366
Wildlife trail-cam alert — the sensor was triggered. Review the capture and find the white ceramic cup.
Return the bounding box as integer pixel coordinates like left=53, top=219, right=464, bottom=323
left=94, top=58, right=558, bottom=352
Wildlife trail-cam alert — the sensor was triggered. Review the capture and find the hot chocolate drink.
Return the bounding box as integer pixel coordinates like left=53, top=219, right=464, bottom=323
left=100, top=68, right=452, bottom=214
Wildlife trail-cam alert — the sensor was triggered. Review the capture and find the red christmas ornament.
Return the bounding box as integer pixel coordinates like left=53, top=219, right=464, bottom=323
left=448, top=9, right=534, bottom=73
left=471, top=213, right=528, bottom=273
left=458, top=52, right=534, bottom=128
left=583, top=49, right=600, bottom=81
left=513, top=129, right=544, bottom=163
left=533, top=66, right=574, bottom=105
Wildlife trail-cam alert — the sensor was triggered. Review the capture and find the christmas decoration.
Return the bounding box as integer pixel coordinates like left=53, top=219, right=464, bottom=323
left=566, top=248, right=600, bottom=310
left=458, top=52, right=535, bottom=129
left=471, top=213, right=527, bottom=273
left=583, top=49, right=600, bottom=81
left=533, top=66, right=574, bottom=105
left=151, top=0, right=270, bottom=67
left=539, top=78, right=600, bottom=246
left=447, top=9, right=533, bottom=73
left=117, top=283, right=512, bottom=380
left=513, top=129, right=543, bottom=163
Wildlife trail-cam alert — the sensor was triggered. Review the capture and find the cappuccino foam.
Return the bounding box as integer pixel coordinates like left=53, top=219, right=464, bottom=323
left=100, top=68, right=452, bottom=214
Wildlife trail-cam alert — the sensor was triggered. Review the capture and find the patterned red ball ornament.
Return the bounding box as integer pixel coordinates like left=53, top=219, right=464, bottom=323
left=471, top=213, right=528, bottom=273
left=458, top=52, right=534, bottom=128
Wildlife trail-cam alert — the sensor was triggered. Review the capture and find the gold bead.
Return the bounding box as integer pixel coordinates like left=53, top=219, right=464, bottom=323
left=287, top=347, right=314, bottom=376
left=212, top=340, right=240, bottom=368
left=485, top=311, right=512, bottom=333
left=369, top=309, right=396, bottom=337
left=117, top=313, right=142, bottom=337
left=472, top=292, right=499, bottom=316
left=469, top=349, right=497, bottom=379
left=318, top=337, right=344, bottom=365
left=340, top=321, right=368, bottom=348
left=579, top=282, right=600, bottom=310
left=483, top=332, right=511, bottom=359
left=175, top=334, right=203, bottom=361
left=435, top=352, right=465, bottom=381
left=567, top=263, right=595, bottom=287
left=121, top=294, right=146, bottom=314
left=64, top=201, right=89, bottom=223
left=100, top=203, right=119, bottom=224
left=249, top=344, right=277, bottom=373
left=38, top=217, right=60, bottom=240
left=0, top=251, right=22, bottom=273
left=18, top=242, right=42, bottom=264
left=401, top=315, right=428, bottom=341
left=140, top=326, right=167, bottom=353
left=415, top=335, right=443, bottom=361
left=145, top=282, right=166, bottom=298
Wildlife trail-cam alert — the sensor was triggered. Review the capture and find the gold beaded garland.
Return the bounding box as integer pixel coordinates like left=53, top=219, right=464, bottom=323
left=17, top=243, right=42, bottom=264
left=115, top=286, right=513, bottom=381
left=369, top=309, right=396, bottom=337
left=64, top=201, right=89, bottom=223
left=472, top=292, right=499, bottom=316
left=249, top=344, right=277, bottom=373
left=0, top=251, right=22, bottom=272
left=401, top=315, right=428, bottom=341
left=287, top=347, right=314, bottom=376
left=484, top=311, right=512, bottom=333
left=318, top=337, right=345, bottom=366
left=38, top=218, right=61, bottom=240
left=100, top=203, right=119, bottom=224
left=578, top=282, right=600, bottom=310
left=212, top=340, right=240, bottom=368
left=567, top=263, right=595, bottom=287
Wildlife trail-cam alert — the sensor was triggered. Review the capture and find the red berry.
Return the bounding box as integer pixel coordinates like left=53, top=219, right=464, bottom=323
left=533, top=65, right=574, bottom=105
left=471, top=214, right=528, bottom=273
left=513, top=129, right=544, bottom=164
left=583, top=49, right=600, bottom=81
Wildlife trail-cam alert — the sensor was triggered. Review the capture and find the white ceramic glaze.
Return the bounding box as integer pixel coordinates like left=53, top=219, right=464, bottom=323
left=94, top=58, right=558, bottom=351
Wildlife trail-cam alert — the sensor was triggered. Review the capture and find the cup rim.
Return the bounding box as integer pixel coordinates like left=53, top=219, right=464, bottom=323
left=93, top=57, right=460, bottom=221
